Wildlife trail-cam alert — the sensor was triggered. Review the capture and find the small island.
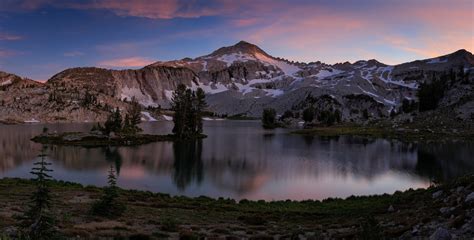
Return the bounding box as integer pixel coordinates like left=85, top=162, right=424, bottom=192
left=31, top=132, right=189, bottom=147
left=31, top=85, right=208, bottom=147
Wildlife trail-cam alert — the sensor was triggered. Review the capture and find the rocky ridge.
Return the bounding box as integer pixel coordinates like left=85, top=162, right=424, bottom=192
left=0, top=41, right=473, bottom=123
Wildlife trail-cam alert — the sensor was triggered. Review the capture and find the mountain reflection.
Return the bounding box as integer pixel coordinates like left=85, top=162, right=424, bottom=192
left=1, top=122, right=474, bottom=200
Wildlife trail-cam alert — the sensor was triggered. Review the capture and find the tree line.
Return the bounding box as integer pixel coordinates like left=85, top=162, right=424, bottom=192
left=91, top=97, right=142, bottom=135
left=262, top=107, right=341, bottom=129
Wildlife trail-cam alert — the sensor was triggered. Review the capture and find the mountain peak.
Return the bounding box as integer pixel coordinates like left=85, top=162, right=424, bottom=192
left=207, top=40, right=269, bottom=57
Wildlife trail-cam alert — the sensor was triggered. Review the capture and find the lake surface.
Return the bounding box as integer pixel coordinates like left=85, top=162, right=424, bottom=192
left=1, top=121, right=473, bottom=201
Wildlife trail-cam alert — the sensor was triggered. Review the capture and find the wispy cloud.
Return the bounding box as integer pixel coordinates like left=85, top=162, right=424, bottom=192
left=63, top=51, right=84, bottom=57
left=0, top=49, right=17, bottom=57
left=0, top=33, right=23, bottom=41
left=98, top=57, right=154, bottom=68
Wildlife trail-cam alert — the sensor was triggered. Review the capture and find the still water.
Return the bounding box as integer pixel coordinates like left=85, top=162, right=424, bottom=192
left=1, top=121, right=473, bottom=200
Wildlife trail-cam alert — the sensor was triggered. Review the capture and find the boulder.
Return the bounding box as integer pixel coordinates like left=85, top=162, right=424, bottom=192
left=388, top=205, right=395, bottom=212
left=429, top=227, right=451, bottom=240
left=465, top=192, right=474, bottom=203
left=432, top=190, right=443, bottom=199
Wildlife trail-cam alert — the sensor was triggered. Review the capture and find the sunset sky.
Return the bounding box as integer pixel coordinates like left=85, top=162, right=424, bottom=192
left=0, top=0, right=472, bottom=80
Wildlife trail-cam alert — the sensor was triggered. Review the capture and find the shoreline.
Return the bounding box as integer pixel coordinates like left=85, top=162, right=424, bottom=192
left=291, top=124, right=474, bottom=142
left=31, top=132, right=207, bottom=147
left=1, top=175, right=473, bottom=238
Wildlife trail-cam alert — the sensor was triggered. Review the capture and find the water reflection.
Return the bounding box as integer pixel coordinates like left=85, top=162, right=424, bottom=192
left=1, top=122, right=474, bottom=200
left=173, top=141, right=203, bottom=190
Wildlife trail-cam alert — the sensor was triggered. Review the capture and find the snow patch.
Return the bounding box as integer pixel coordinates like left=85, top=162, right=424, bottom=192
left=198, top=82, right=229, bottom=94
left=312, top=69, right=344, bottom=79
left=201, top=60, right=208, bottom=71
left=202, top=117, right=224, bottom=121
left=254, top=52, right=301, bottom=76
left=217, top=52, right=253, bottom=66
left=141, top=111, right=157, bottom=121
left=162, top=115, right=173, bottom=121
left=121, top=86, right=156, bottom=107
left=0, top=79, right=12, bottom=86
left=24, top=118, right=40, bottom=123
left=426, top=58, right=448, bottom=64
left=263, top=89, right=284, bottom=97
left=164, top=90, right=173, bottom=100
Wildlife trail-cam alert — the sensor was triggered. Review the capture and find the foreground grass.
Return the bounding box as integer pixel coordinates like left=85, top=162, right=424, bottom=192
left=0, top=175, right=473, bottom=239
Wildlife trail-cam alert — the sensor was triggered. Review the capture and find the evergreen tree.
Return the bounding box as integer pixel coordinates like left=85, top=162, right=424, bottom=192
left=22, top=145, right=58, bottom=239
left=195, top=88, right=207, bottom=134
left=261, top=108, right=277, bottom=129
left=104, top=108, right=122, bottom=135
left=128, top=97, right=142, bottom=129
left=123, top=97, right=142, bottom=134
left=91, top=165, right=125, bottom=217
left=112, top=107, right=122, bottom=132
left=171, top=84, right=207, bottom=139
left=302, top=107, right=315, bottom=123
left=184, top=89, right=195, bottom=137
left=172, top=84, right=187, bottom=138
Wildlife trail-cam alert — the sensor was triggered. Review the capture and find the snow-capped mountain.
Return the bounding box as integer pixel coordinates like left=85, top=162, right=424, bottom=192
left=0, top=41, right=473, bottom=123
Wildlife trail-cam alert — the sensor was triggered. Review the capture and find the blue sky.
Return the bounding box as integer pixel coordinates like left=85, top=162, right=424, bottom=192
left=0, top=0, right=472, bottom=80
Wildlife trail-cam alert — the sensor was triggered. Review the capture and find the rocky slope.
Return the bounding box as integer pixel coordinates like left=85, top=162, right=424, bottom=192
left=0, top=41, right=473, bottom=123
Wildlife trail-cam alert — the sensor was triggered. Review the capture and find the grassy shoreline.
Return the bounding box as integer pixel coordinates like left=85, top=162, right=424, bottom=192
left=1, top=175, right=473, bottom=239
left=292, top=124, right=474, bottom=142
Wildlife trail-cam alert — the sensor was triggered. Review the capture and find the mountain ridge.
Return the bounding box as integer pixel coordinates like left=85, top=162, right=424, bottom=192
left=0, top=41, right=473, bottom=124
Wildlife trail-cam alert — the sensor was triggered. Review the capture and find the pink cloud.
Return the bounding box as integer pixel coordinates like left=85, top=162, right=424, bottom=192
left=0, top=33, right=23, bottom=41
left=231, top=1, right=473, bottom=64
left=18, top=0, right=55, bottom=10
left=0, top=49, right=17, bottom=57
left=98, top=57, right=154, bottom=68
left=232, top=18, right=261, bottom=27
left=66, top=0, right=234, bottom=19
left=63, top=51, right=84, bottom=57
left=71, top=0, right=180, bottom=19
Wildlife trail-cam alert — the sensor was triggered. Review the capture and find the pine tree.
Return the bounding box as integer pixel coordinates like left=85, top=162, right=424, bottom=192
left=195, top=88, right=207, bottom=134
left=302, top=107, right=315, bottom=123
left=172, top=84, right=187, bottom=138
left=171, top=84, right=207, bottom=139
left=262, top=108, right=277, bottom=129
left=104, top=108, right=122, bottom=135
left=184, top=89, right=195, bottom=137
left=91, top=165, right=125, bottom=217
left=112, top=107, right=122, bottom=132
left=22, top=145, right=58, bottom=239
left=127, top=97, right=142, bottom=133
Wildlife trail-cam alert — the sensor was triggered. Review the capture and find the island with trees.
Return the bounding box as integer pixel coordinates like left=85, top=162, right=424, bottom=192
left=31, top=84, right=207, bottom=146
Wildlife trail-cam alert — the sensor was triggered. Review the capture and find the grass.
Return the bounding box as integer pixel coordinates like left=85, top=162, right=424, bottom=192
left=292, top=123, right=474, bottom=142
left=0, top=174, right=472, bottom=238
